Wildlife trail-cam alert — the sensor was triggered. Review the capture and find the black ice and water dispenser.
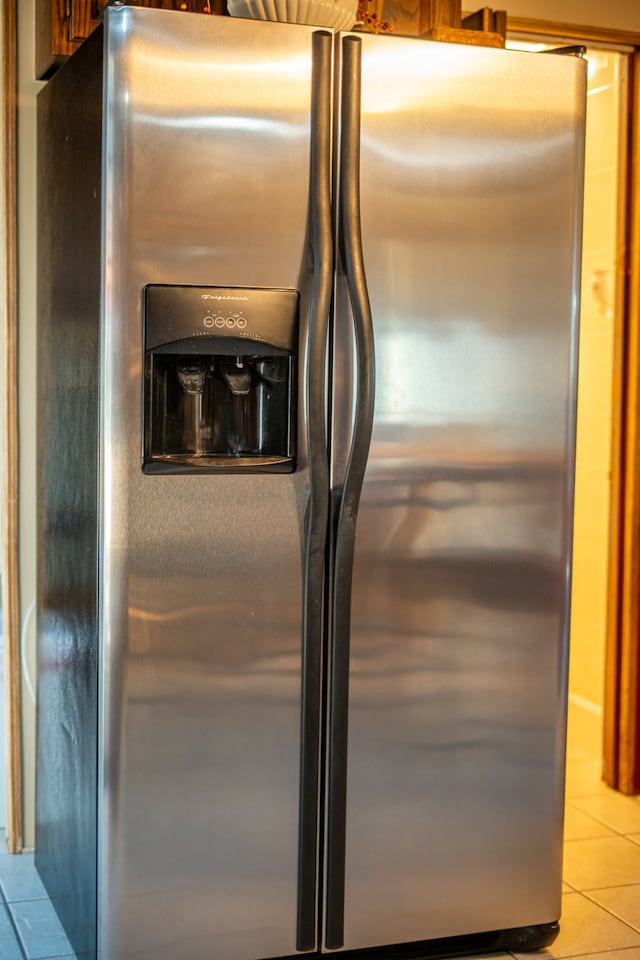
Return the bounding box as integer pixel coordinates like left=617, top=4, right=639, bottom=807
left=143, top=285, right=298, bottom=473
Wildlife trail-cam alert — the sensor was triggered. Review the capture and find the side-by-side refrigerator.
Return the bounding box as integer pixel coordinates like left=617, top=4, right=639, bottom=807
left=36, top=7, right=586, bottom=960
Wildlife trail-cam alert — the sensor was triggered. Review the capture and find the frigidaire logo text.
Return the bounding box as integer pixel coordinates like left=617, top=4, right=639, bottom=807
left=201, top=294, right=249, bottom=301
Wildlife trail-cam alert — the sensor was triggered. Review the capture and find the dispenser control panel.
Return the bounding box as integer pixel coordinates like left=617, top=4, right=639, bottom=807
left=142, top=284, right=298, bottom=475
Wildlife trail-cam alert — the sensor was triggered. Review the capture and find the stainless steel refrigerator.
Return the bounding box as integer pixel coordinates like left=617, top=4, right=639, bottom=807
left=36, top=7, right=586, bottom=960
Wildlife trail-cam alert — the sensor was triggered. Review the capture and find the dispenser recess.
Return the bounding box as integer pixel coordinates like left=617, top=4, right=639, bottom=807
left=143, top=285, right=298, bottom=473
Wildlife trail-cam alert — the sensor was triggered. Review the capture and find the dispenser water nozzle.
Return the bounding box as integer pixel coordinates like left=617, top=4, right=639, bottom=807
left=219, top=357, right=252, bottom=396
left=176, top=358, right=210, bottom=395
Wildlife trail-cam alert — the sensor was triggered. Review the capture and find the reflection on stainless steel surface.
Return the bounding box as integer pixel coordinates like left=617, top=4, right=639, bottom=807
left=336, top=33, right=585, bottom=951
left=100, top=9, right=316, bottom=960
left=106, top=490, right=306, bottom=960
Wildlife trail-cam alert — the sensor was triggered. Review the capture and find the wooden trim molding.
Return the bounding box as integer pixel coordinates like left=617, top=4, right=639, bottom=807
left=602, top=51, right=633, bottom=791
left=604, top=51, right=640, bottom=794
left=507, top=16, right=640, bottom=48
left=2, top=0, right=24, bottom=852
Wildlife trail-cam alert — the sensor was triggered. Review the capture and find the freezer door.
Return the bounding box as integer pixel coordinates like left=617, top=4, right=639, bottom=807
left=99, top=10, right=324, bottom=960
left=329, top=36, right=585, bottom=950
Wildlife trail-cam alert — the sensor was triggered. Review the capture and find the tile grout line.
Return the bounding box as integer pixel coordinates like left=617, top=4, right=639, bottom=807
left=579, top=888, right=640, bottom=936
left=565, top=800, right=640, bottom=840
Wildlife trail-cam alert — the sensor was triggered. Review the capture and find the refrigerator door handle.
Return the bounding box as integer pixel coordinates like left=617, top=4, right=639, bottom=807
left=297, top=28, right=333, bottom=954
left=325, top=33, right=375, bottom=951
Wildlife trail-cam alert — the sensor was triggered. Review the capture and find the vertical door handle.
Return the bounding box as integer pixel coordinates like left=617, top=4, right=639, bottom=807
left=325, top=33, right=375, bottom=952
left=297, top=28, right=333, bottom=954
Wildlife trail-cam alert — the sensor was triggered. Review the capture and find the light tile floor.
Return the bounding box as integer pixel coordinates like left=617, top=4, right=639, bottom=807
left=0, top=750, right=639, bottom=960
left=0, top=842, right=75, bottom=959
left=530, top=746, right=640, bottom=960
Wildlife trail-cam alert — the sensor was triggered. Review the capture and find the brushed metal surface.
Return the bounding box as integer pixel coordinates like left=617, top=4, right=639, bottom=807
left=36, top=30, right=103, bottom=960
left=334, top=37, right=586, bottom=950
left=100, top=10, right=316, bottom=960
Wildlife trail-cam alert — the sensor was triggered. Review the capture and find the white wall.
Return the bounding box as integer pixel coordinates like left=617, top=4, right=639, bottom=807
left=14, top=0, right=640, bottom=849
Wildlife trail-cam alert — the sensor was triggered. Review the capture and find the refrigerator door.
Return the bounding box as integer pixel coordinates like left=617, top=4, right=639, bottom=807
left=99, top=10, right=325, bottom=960
left=329, top=36, right=586, bottom=951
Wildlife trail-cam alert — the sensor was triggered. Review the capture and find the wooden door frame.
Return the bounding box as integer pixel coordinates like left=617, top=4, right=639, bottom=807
left=2, top=0, right=24, bottom=853
left=603, top=49, right=640, bottom=793
left=508, top=16, right=640, bottom=793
